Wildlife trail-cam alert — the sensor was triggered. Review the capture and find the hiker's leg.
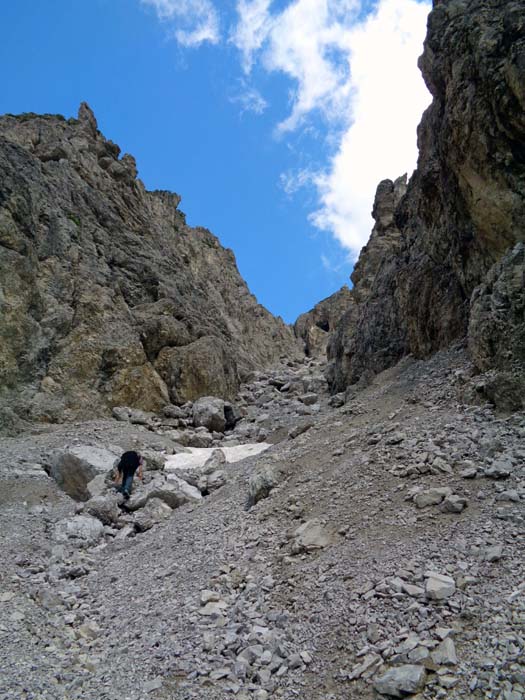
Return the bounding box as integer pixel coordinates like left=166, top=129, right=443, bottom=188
left=122, top=473, right=134, bottom=496
left=115, top=468, right=124, bottom=493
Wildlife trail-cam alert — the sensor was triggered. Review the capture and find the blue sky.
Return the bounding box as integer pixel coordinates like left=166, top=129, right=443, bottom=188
left=0, top=0, right=431, bottom=323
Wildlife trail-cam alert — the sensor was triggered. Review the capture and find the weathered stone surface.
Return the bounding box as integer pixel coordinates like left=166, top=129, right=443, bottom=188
left=192, top=397, right=228, bottom=433
left=425, top=572, right=456, bottom=600
left=468, top=243, right=525, bottom=410
left=247, top=466, right=278, bottom=507
left=431, top=638, right=458, bottom=666
left=327, top=2, right=525, bottom=392
left=414, top=487, right=452, bottom=509
left=294, top=286, right=354, bottom=358
left=83, top=494, right=120, bottom=525
left=49, top=447, right=118, bottom=501
left=127, top=474, right=202, bottom=511
left=155, top=337, right=240, bottom=405
left=0, top=104, right=299, bottom=430
left=374, top=664, right=427, bottom=697
left=291, top=519, right=334, bottom=553
left=134, top=497, right=173, bottom=532
left=54, top=515, right=104, bottom=547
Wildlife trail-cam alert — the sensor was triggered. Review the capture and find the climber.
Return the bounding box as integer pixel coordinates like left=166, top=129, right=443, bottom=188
left=114, top=450, right=143, bottom=499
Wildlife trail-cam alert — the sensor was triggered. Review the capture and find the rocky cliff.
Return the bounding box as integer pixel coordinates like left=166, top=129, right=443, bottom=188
left=0, top=104, right=300, bottom=426
left=294, top=285, right=353, bottom=358
left=328, top=0, right=525, bottom=405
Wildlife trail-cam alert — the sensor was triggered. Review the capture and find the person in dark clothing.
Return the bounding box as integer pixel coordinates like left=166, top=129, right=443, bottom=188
left=114, top=451, right=143, bottom=499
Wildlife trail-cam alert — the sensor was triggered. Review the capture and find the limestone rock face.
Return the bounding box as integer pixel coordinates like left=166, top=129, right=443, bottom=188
left=0, top=104, right=299, bottom=428
left=294, top=286, right=354, bottom=358
left=328, top=0, right=525, bottom=391
left=327, top=176, right=407, bottom=389
left=469, top=243, right=525, bottom=372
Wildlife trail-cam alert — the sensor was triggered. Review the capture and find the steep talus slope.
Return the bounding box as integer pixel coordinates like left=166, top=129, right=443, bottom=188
left=0, top=104, right=299, bottom=426
left=328, top=0, right=525, bottom=396
left=1, top=348, right=524, bottom=700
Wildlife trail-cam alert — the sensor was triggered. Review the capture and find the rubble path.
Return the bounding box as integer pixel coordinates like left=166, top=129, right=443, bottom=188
left=0, top=348, right=524, bottom=700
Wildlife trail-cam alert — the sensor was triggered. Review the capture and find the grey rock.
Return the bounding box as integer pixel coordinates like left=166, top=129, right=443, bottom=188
left=439, top=494, right=468, bottom=513
left=134, top=497, right=173, bottom=532
left=193, top=397, right=228, bottom=433
left=83, top=494, right=120, bottom=525
left=54, top=515, right=104, bottom=547
left=374, top=664, right=427, bottom=697
left=425, top=572, right=456, bottom=600
left=247, top=466, right=278, bottom=507
left=291, top=519, right=334, bottom=553
left=49, top=447, right=118, bottom=501
left=299, top=393, right=318, bottom=406
left=414, top=487, right=452, bottom=508
left=431, top=638, right=458, bottom=666
left=126, top=474, right=201, bottom=511
left=483, top=544, right=504, bottom=562
left=112, top=406, right=155, bottom=425
left=288, top=421, right=314, bottom=439
left=0, top=105, right=300, bottom=429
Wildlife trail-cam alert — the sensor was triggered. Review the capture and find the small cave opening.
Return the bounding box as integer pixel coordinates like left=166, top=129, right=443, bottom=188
left=315, top=320, right=330, bottom=332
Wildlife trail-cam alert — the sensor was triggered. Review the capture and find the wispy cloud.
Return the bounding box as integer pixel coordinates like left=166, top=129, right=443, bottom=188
left=143, top=0, right=432, bottom=258
left=230, top=81, right=268, bottom=115
left=142, top=0, right=220, bottom=46
left=279, top=167, right=315, bottom=197
left=232, top=0, right=431, bottom=255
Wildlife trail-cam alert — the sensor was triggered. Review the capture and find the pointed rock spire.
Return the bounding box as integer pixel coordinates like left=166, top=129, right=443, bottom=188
left=77, top=102, right=98, bottom=136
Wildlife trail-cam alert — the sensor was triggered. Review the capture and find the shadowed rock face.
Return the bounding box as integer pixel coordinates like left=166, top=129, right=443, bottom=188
left=328, top=0, right=525, bottom=391
left=0, top=104, right=300, bottom=425
left=294, top=286, right=354, bottom=358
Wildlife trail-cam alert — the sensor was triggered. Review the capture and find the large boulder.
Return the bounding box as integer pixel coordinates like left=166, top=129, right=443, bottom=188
left=126, top=474, right=202, bottom=511
left=82, top=494, right=120, bottom=525
left=374, top=665, right=427, bottom=697
left=134, top=498, right=173, bottom=532
left=155, top=337, right=240, bottom=405
left=49, top=446, right=119, bottom=501
left=53, top=515, right=104, bottom=547
left=193, top=397, right=228, bottom=433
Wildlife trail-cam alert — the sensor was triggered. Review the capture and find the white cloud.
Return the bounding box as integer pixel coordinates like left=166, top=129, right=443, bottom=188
left=232, top=0, right=273, bottom=72
left=279, top=168, right=315, bottom=196
left=311, top=0, right=431, bottom=254
left=232, top=0, right=431, bottom=256
left=144, top=0, right=431, bottom=258
left=230, top=82, right=268, bottom=115
left=142, top=0, right=220, bottom=46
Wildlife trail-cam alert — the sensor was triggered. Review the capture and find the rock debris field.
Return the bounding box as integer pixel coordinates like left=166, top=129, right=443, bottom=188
left=0, top=349, right=524, bottom=700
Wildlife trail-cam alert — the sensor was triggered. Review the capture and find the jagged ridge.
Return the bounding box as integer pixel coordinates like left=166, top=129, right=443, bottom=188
left=0, top=104, right=300, bottom=427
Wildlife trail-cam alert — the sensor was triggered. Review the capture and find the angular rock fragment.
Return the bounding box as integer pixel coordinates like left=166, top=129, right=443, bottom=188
left=374, top=664, right=427, bottom=697
left=54, top=515, right=104, bottom=547
left=425, top=572, right=456, bottom=600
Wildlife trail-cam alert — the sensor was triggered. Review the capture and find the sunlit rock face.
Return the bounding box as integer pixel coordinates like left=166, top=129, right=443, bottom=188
left=328, top=0, right=525, bottom=391
left=0, top=104, right=300, bottom=426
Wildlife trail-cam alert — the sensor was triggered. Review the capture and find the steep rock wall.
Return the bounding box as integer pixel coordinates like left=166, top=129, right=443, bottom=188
left=0, top=104, right=300, bottom=424
left=328, top=0, right=525, bottom=392
left=294, top=286, right=354, bottom=358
